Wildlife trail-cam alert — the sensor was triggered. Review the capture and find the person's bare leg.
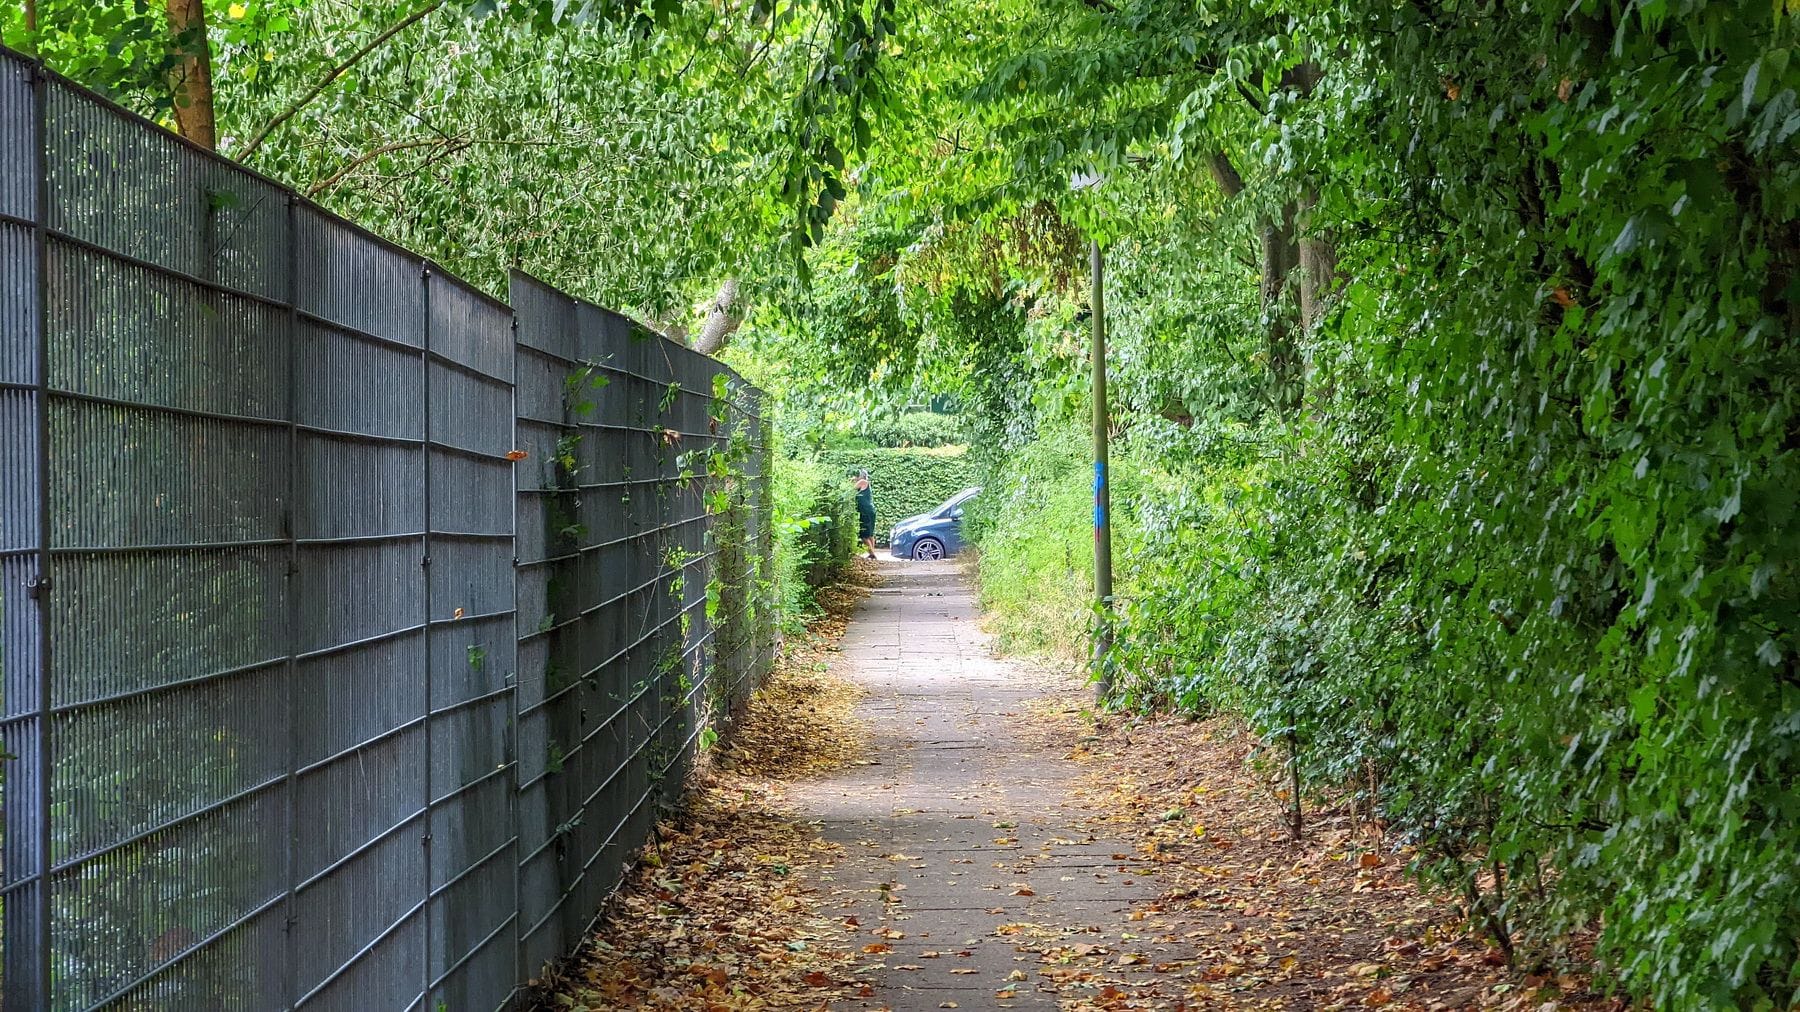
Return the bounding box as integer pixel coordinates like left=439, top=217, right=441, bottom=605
left=864, top=537, right=877, bottom=560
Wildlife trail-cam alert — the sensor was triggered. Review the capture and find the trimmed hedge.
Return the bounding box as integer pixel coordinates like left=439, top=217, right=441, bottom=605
left=818, top=446, right=980, bottom=543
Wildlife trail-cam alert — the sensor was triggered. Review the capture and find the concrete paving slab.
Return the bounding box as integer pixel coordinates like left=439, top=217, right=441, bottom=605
left=787, top=559, right=1198, bottom=1011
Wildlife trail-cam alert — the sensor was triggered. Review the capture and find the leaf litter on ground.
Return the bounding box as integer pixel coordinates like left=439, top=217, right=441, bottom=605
left=528, top=561, right=881, bottom=1012
left=1014, top=695, right=1631, bottom=1011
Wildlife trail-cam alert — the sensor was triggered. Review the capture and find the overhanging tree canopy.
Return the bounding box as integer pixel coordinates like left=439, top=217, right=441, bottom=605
left=9, top=0, right=1797, bottom=1005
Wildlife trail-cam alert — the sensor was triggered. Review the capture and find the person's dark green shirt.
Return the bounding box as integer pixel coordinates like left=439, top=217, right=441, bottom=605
left=856, top=485, right=874, bottom=521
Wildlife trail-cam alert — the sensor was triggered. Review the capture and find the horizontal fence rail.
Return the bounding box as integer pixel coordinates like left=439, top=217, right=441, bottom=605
left=0, top=46, right=774, bottom=1011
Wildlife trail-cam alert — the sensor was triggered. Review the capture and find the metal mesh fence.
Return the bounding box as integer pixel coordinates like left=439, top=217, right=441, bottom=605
left=509, top=273, right=770, bottom=980
left=0, top=49, right=774, bottom=1011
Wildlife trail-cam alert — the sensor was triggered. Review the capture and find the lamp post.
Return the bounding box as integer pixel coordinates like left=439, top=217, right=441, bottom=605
left=1070, top=171, right=1114, bottom=702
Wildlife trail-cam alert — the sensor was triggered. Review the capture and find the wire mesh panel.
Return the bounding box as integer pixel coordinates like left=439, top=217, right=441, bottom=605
left=750, top=408, right=776, bottom=688
left=2, top=50, right=767, bottom=1012
left=422, top=270, right=518, bottom=1012
left=510, top=273, right=764, bottom=981
left=512, top=273, right=621, bottom=977
left=289, top=205, right=427, bottom=1012
left=722, top=389, right=775, bottom=707
left=42, top=72, right=292, bottom=1012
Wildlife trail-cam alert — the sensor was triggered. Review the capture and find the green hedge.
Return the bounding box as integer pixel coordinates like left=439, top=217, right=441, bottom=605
left=818, top=446, right=980, bottom=543
left=771, top=456, right=857, bottom=619
left=855, top=411, right=967, bottom=448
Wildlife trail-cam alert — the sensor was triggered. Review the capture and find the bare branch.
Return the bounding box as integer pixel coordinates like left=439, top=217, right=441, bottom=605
left=233, top=0, right=445, bottom=161
left=305, top=136, right=566, bottom=197
left=692, top=279, right=744, bottom=355
left=306, top=137, right=456, bottom=196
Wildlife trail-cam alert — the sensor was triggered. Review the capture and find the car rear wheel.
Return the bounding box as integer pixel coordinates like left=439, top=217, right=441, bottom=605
left=912, top=537, right=944, bottom=560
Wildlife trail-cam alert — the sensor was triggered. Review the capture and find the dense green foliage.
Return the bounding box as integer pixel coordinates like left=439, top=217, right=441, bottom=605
left=4, top=0, right=888, bottom=318
left=960, top=426, right=1111, bottom=658
left=817, top=446, right=979, bottom=542
left=838, top=410, right=966, bottom=449
left=771, top=455, right=857, bottom=621
left=758, top=2, right=1800, bottom=1006
left=22, top=0, right=1798, bottom=1003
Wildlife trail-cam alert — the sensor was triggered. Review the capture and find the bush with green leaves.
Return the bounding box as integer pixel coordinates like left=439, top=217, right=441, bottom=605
left=771, top=455, right=856, bottom=622
left=962, top=425, right=1133, bottom=659
left=850, top=410, right=967, bottom=449
left=817, top=446, right=980, bottom=543
left=940, top=4, right=1798, bottom=1005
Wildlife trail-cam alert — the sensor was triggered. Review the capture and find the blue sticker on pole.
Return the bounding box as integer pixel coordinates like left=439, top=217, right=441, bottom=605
left=1093, top=461, right=1106, bottom=529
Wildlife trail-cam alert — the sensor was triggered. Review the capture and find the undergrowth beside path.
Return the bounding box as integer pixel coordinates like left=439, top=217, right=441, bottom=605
left=529, top=562, right=882, bottom=1012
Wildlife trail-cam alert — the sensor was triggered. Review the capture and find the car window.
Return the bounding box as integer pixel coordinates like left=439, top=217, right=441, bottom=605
left=937, top=487, right=981, bottom=516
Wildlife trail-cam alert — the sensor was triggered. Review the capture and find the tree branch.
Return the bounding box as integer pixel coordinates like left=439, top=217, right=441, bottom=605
left=1208, top=151, right=1244, bottom=198
left=304, top=136, right=565, bottom=196
left=1235, top=81, right=1266, bottom=115
left=233, top=0, right=445, bottom=161
left=305, top=137, right=457, bottom=196
left=693, top=279, right=743, bottom=355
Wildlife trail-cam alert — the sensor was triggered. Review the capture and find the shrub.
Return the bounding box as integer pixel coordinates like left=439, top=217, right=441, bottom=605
left=854, top=410, right=966, bottom=448
left=962, top=428, right=1099, bottom=659
left=771, top=455, right=856, bottom=623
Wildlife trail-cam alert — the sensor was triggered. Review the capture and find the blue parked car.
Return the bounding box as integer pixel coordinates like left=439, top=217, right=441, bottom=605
left=889, top=486, right=981, bottom=560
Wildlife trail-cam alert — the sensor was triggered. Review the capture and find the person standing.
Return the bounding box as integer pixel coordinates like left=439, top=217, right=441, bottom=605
left=855, top=470, right=877, bottom=561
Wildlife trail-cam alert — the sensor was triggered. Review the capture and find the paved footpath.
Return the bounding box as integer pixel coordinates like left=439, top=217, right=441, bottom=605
left=791, top=561, right=1190, bottom=1011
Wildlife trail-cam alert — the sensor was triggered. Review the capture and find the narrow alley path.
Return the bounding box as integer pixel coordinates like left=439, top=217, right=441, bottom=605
left=791, top=562, right=1185, bottom=1010
left=555, top=560, right=1614, bottom=1011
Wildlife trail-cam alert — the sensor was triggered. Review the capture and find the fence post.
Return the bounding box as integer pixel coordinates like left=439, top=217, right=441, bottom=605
left=508, top=310, right=524, bottom=1001
left=19, top=53, right=53, bottom=1009
left=278, top=190, right=302, bottom=1010
left=419, top=262, right=435, bottom=1010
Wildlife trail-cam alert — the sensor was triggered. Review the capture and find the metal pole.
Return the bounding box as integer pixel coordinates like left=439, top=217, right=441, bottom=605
left=506, top=310, right=523, bottom=994
left=30, top=55, right=55, bottom=1009
left=1090, top=238, right=1114, bottom=702
left=419, top=264, right=435, bottom=1009
left=278, top=192, right=302, bottom=1009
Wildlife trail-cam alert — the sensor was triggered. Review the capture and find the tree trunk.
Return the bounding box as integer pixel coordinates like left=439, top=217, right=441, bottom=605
left=1260, top=203, right=1303, bottom=417
left=692, top=279, right=743, bottom=356
left=1211, top=150, right=1306, bottom=418
left=1207, top=152, right=1245, bottom=199
left=1223, top=59, right=1330, bottom=420
left=165, top=0, right=216, bottom=149
left=1296, top=190, right=1337, bottom=407
left=1296, top=190, right=1336, bottom=335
